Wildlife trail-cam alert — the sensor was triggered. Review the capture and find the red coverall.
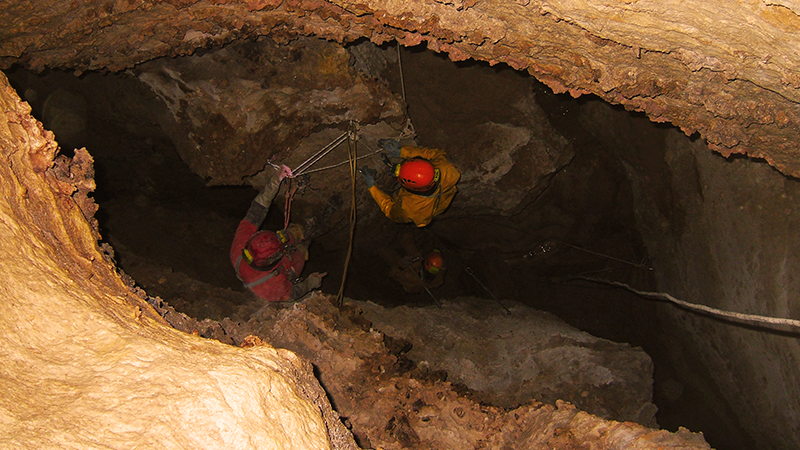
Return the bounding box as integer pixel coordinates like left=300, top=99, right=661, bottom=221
left=230, top=218, right=307, bottom=302
left=230, top=170, right=318, bottom=302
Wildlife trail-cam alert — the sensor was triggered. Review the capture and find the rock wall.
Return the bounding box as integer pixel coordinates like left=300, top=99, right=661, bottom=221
left=150, top=291, right=712, bottom=450
left=2, top=0, right=800, bottom=177
left=0, top=63, right=714, bottom=450
left=4, top=1, right=800, bottom=447
left=356, top=297, right=658, bottom=426
left=0, top=71, right=351, bottom=450
left=133, top=37, right=404, bottom=185
left=579, top=100, right=800, bottom=450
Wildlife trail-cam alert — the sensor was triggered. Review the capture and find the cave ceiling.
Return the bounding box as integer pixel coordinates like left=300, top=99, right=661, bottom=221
left=131, top=36, right=406, bottom=184
left=2, top=0, right=800, bottom=178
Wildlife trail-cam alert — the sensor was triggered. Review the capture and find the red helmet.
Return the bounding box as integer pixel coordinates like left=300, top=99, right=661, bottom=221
left=395, top=158, right=440, bottom=192
left=243, top=230, right=288, bottom=269
left=424, top=250, right=444, bottom=274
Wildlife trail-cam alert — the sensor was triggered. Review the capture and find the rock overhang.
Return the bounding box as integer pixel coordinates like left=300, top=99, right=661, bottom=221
left=1, top=0, right=799, bottom=177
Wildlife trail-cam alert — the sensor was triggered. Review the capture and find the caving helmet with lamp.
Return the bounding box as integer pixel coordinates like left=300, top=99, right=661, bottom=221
left=395, top=157, right=440, bottom=193
left=242, top=230, right=290, bottom=270
left=423, top=249, right=445, bottom=275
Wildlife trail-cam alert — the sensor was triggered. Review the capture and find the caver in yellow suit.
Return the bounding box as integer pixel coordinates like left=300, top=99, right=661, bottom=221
left=364, top=143, right=461, bottom=227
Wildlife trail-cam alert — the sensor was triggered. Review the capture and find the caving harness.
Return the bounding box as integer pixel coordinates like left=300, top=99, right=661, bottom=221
left=236, top=229, right=298, bottom=289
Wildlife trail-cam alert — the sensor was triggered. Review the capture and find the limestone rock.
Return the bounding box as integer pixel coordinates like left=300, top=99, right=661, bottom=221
left=133, top=37, right=404, bottom=185
left=356, top=297, right=658, bottom=426
left=2, top=0, right=800, bottom=176
left=0, top=71, right=345, bottom=450
left=147, top=291, right=709, bottom=449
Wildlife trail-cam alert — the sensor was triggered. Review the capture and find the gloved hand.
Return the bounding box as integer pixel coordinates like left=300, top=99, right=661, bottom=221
left=249, top=163, right=288, bottom=187
left=306, top=272, right=327, bottom=289
left=282, top=164, right=293, bottom=178
left=360, top=167, right=377, bottom=188
left=290, top=271, right=327, bottom=300
left=378, top=139, right=402, bottom=158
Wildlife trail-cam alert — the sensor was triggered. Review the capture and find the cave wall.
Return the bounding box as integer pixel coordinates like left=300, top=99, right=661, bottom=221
left=2, top=0, right=800, bottom=178
left=3, top=1, right=800, bottom=448
left=0, top=71, right=354, bottom=450
left=577, top=100, right=800, bottom=450
left=151, top=292, right=714, bottom=450
left=132, top=36, right=404, bottom=185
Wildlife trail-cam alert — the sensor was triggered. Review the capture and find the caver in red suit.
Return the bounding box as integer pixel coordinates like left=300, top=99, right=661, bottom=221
left=230, top=166, right=326, bottom=302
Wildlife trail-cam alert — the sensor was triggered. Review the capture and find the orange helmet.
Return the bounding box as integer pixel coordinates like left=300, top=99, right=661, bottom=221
left=243, top=230, right=289, bottom=269
left=423, top=250, right=444, bottom=274
left=395, top=158, right=440, bottom=192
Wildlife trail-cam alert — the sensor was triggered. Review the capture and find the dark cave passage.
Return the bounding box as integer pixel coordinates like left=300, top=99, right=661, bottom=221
left=5, top=43, right=754, bottom=450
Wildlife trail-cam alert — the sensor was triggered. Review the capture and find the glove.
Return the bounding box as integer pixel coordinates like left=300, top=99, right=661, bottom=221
left=289, top=271, right=327, bottom=300
left=378, top=139, right=402, bottom=158
left=306, top=272, right=327, bottom=289
left=249, top=163, right=288, bottom=188
left=361, top=167, right=377, bottom=188
left=277, top=164, right=292, bottom=180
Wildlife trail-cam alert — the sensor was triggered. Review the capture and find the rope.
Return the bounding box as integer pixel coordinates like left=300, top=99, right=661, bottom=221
left=336, top=121, right=359, bottom=306
left=393, top=41, right=417, bottom=141
left=568, top=276, right=800, bottom=330
left=397, top=42, right=407, bottom=103
left=286, top=42, right=412, bottom=179
left=412, top=263, right=442, bottom=307
left=300, top=148, right=382, bottom=175
left=292, top=131, right=349, bottom=176
left=422, top=285, right=442, bottom=307
left=463, top=266, right=510, bottom=314
left=553, top=240, right=653, bottom=271
left=283, top=178, right=297, bottom=230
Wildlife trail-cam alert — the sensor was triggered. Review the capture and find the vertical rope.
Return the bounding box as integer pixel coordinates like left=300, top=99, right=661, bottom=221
left=336, top=122, right=358, bottom=306
left=395, top=42, right=417, bottom=140
left=283, top=178, right=297, bottom=230
left=397, top=42, right=407, bottom=103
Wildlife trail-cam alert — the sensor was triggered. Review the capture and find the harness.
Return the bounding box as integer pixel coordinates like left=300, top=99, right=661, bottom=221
left=234, top=253, right=297, bottom=290
left=414, top=181, right=455, bottom=214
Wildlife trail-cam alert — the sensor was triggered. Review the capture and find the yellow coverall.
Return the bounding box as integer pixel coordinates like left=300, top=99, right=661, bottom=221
left=368, top=146, right=461, bottom=227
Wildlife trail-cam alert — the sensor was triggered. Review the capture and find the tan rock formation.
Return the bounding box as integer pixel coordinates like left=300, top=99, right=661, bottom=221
left=149, top=291, right=712, bottom=449
left=131, top=37, right=404, bottom=184
left=0, top=71, right=352, bottom=450
left=1, top=0, right=799, bottom=176
left=2, top=1, right=800, bottom=448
